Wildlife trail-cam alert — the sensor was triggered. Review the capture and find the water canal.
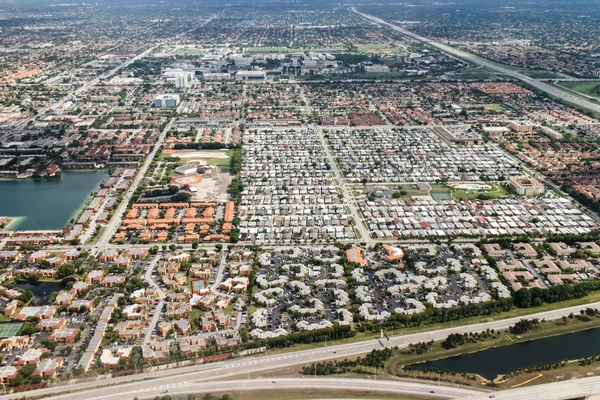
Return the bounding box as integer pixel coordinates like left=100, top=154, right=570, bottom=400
left=408, top=327, right=600, bottom=380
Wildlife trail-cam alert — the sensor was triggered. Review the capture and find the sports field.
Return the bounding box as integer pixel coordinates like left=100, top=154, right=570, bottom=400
left=0, top=322, right=24, bottom=338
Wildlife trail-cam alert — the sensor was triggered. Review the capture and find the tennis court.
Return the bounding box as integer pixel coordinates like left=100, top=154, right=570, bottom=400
left=0, top=322, right=24, bottom=338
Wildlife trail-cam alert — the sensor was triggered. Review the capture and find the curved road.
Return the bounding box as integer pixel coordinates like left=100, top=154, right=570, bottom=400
left=4, top=300, right=600, bottom=400
left=468, top=374, right=600, bottom=400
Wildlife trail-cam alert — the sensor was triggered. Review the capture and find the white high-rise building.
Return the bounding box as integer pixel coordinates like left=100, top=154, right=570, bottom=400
left=162, top=68, right=194, bottom=88
left=154, top=94, right=181, bottom=109
left=174, top=74, right=189, bottom=88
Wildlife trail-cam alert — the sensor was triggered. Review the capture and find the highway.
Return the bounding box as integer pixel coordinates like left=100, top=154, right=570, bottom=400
left=6, top=300, right=600, bottom=400
left=351, top=8, right=600, bottom=115
left=50, top=378, right=484, bottom=400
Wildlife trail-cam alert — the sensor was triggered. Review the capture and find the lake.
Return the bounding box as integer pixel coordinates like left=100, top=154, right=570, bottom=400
left=407, top=327, right=600, bottom=380
left=0, top=171, right=108, bottom=231
left=14, top=281, right=65, bottom=305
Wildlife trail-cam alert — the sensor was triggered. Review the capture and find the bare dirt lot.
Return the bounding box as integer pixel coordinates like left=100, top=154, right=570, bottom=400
left=191, top=172, right=232, bottom=202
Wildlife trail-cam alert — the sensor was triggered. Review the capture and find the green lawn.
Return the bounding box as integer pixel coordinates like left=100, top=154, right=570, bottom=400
left=520, top=70, right=565, bottom=79
left=451, top=184, right=510, bottom=200
left=87, top=225, right=106, bottom=245
left=356, top=43, right=398, bottom=53
left=224, top=303, right=236, bottom=315
left=558, top=81, right=600, bottom=97
left=203, top=149, right=234, bottom=169
left=188, top=308, right=204, bottom=323
left=454, top=69, right=498, bottom=81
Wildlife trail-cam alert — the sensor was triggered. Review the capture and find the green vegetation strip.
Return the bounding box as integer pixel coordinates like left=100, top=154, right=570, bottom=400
left=265, top=290, right=600, bottom=355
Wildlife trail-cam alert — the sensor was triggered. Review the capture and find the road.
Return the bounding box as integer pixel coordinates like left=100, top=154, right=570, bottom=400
left=351, top=8, right=600, bottom=115
left=48, top=378, right=483, bottom=400
left=210, top=245, right=228, bottom=292
left=96, top=117, right=174, bottom=248
left=313, top=125, right=372, bottom=243
left=142, top=255, right=166, bottom=344
left=92, top=15, right=216, bottom=248
left=33, top=45, right=160, bottom=118
left=467, top=374, right=600, bottom=400
left=7, top=300, right=600, bottom=400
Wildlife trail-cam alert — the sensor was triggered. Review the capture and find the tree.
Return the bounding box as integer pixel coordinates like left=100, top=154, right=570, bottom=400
left=41, top=338, right=58, bottom=351
left=442, top=333, right=466, bottom=349
left=18, top=290, right=34, bottom=304
left=20, top=322, right=36, bottom=336
left=509, top=319, right=541, bottom=335
left=58, top=263, right=77, bottom=278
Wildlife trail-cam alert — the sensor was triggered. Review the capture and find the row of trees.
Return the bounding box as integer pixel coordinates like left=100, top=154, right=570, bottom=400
left=402, top=364, right=477, bottom=381
left=403, top=340, right=434, bottom=355
left=229, top=147, right=242, bottom=174
left=442, top=329, right=498, bottom=349
left=509, top=318, right=541, bottom=335
left=502, top=360, right=567, bottom=379
left=172, top=142, right=230, bottom=150
left=244, top=325, right=355, bottom=350
left=355, top=298, right=514, bottom=334
left=300, top=347, right=399, bottom=376
left=513, top=281, right=600, bottom=308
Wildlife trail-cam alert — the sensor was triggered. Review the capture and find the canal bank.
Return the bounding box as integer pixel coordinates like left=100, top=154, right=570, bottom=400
left=408, top=325, right=600, bottom=380
left=0, top=170, right=108, bottom=231
left=392, top=312, right=600, bottom=385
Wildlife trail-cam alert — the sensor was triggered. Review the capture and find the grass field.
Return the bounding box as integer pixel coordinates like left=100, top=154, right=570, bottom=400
left=451, top=184, right=510, bottom=200
left=558, top=81, right=600, bottom=97
left=0, top=322, right=24, bottom=338
left=385, top=182, right=510, bottom=201
left=187, top=308, right=204, bottom=324
left=454, top=69, right=498, bottom=81
left=203, top=149, right=234, bottom=169
left=520, top=70, right=565, bottom=80
left=356, top=43, right=399, bottom=54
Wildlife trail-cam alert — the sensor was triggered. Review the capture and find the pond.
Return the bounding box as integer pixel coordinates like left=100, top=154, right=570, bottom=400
left=407, top=327, right=600, bottom=380
left=14, top=281, right=65, bottom=305
left=0, top=170, right=108, bottom=230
